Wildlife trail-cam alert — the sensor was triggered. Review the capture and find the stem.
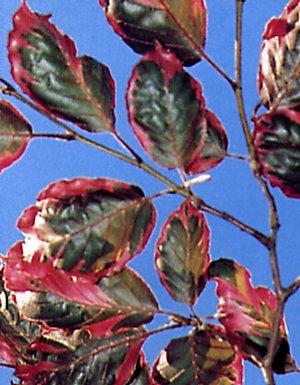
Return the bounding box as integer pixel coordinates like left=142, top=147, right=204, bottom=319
left=48, top=322, right=187, bottom=376
left=234, top=0, right=254, bottom=156
left=0, top=79, right=270, bottom=248
left=31, top=132, right=74, bottom=140
left=226, top=152, right=249, bottom=161
left=234, top=2, right=285, bottom=384
left=285, top=277, right=300, bottom=299
left=199, top=200, right=269, bottom=246
left=113, top=131, right=143, bottom=163
left=159, top=0, right=236, bottom=88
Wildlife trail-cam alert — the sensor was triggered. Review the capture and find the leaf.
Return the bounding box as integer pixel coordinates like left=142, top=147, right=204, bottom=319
left=155, top=200, right=210, bottom=305
left=4, top=242, right=113, bottom=308
left=0, top=270, right=42, bottom=366
left=208, top=258, right=297, bottom=374
left=100, top=0, right=207, bottom=66
left=17, top=178, right=156, bottom=278
left=15, top=267, right=158, bottom=333
left=126, top=353, right=152, bottom=385
left=185, top=109, right=228, bottom=174
left=0, top=100, right=32, bottom=173
left=9, top=2, right=115, bottom=133
left=253, top=112, right=300, bottom=198
left=258, top=0, right=300, bottom=110
left=16, top=328, right=143, bottom=385
left=127, top=45, right=227, bottom=173
left=152, top=326, right=243, bottom=385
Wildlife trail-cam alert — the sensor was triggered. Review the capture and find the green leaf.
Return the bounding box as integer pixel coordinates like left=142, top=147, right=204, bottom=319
left=155, top=200, right=210, bottom=305
left=17, top=178, right=156, bottom=278
left=127, top=46, right=227, bottom=173
left=16, top=267, right=158, bottom=332
left=0, top=100, right=32, bottom=173
left=208, top=258, right=297, bottom=374
left=186, top=109, right=228, bottom=174
left=253, top=112, right=300, bottom=198
left=16, top=329, right=143, bottom=385
left=259, top=1, right=300, bottom=110
left=9, top=2, right=115, bottom=133
left=100, top=0, right=207, bottom=66
left=153, top=326, right=243, bottom=385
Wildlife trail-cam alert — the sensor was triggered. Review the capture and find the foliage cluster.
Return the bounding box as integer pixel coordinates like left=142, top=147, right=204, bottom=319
left=0, top=1, right=300, bottom=385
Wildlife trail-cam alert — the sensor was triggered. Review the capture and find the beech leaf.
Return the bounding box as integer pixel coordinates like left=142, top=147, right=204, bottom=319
left=16, top=329, right=143, bottom=385
left=16, top=178, right=156, bottom=278
left=186, top=109, right=228, bottom=174
left=0, top=100, right=32, bottom=173
left=100, top=0, right=207, bottom=66
left=208, top=258, right=297, bottom=374
left=9, top=2, right=116, bottom=133
left=126, top=353, right=152, bottom=385
left=253, top=112, right=300, bottom=198
left=155, top=200, right=210, bottom=305
left=4, top=242, right=113, bottom=308
left=15, top=267, right=158, bottom=333
left=152, top=326, right=243, bottom=385
left=0, top=271, right=42, bottom=366
left=259, top=0, right=300, bottom=111
left=127, top=45, right=227, bottom=174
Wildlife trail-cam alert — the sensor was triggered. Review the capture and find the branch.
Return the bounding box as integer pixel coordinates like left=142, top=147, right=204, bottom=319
left=0, top=79, right=270, bottom=248
left=234, top=2, right=285, bottom=384
left=48, top=322, right=187, bottom=377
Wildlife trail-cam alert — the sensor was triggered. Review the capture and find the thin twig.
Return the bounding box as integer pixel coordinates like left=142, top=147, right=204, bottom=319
left=226, top=152, right=249, bottom=161
left=47, top=322, right=187, bottom=376
left=199, top=200, right=269, bottom=246
left=285, top=277, right=300, bottom=300
left=0, top=79, right=270, bottom=248
left=31, top=132, right=74, bottom=140
left=159, top=0, right=236, bottom=88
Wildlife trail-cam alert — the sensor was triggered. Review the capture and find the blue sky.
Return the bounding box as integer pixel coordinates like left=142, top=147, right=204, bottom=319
left=0, top=1, right=299, bottom=384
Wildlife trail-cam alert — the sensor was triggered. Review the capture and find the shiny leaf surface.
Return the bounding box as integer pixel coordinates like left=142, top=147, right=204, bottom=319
left=253, top=112, right=300, bottom=198
left=16, top=267, right=158, bottom=333
left=100, top=0, right=207, bottom=66
left=152, top=326, right=243, bottom=385
left=9, top=2, right=115, bottom=133
left=208, top=258, right=297, bottom=374
left=155, top=200, right=210, bottom=305
left=17, top=178, right=156, bottom=278
left=127, top=46, right=227, bottom=173
left=186, top=109, right=228, bottom=174
left=0, top=100, right=32, bottom=173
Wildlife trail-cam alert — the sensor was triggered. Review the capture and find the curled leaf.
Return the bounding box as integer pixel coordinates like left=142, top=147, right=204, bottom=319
left=155, top=200, right=210, bottom=305
left=100, top=0, right=207, bottom=66
left=253, top=112, right=300, bottom=198
left=17, top=178, right=156, bottom=279
left=9, top=2, right=115, bottom=133
left=208, top=258, right=297, bottom=374
left=127, top=45, right=227, bottom=174
left=259, top=0, right=300, bottom=111
left=0, top=100, right=32, bottom=173
left=152, top=326, right=243, bottom=385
